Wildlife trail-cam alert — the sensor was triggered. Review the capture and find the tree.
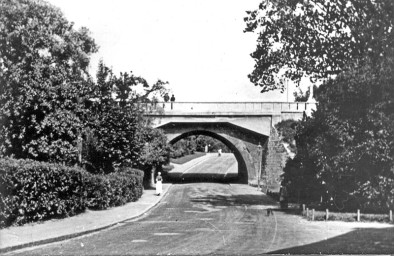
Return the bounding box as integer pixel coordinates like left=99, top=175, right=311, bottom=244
left=246, top=0, right=394, bottom=212
left=83, top=61, right=169, bottom=174
left=170, top=135, right=231, bottom=158
left=0, top=0, right=97, bottom=163
left=275, top=119, right=298, bottom=154
left=293, top=87, right=310, bottom=102
left=137, top=127, right=171, bottom=187
left=283, top=50, right=394, bottom=211
left=245, top=0, right=394, bottom=92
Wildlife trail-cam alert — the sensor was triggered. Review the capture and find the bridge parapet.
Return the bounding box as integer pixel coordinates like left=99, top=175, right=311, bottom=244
left=143, top=102, right=317, bottom=116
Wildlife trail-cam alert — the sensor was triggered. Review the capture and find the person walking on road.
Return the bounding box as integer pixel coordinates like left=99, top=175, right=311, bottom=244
left=218, top=148, right=222, bottom=156
left=156, top=172, right=163, bottom=196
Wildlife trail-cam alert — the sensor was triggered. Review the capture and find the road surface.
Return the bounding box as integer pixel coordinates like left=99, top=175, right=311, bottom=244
left=10, top=155, right=394, bottom=255
left=168, top=153, right=238, bottom=182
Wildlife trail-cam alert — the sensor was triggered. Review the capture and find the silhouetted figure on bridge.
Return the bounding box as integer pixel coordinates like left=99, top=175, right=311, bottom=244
left=170, top=94, right=175, bottom=109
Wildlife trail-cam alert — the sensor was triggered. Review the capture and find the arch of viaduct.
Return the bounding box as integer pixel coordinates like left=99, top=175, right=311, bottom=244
left=145, top=102, right=316, bottom=185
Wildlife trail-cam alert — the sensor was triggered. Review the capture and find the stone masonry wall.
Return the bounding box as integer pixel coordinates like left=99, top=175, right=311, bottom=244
left=261, top=126, right=289, bottom=192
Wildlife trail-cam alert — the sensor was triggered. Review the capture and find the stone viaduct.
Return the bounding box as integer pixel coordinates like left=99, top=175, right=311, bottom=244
left=144, top=102, right=316, bottom=185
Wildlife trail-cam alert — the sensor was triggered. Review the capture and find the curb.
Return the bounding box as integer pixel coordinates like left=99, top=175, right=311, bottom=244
left=0, top=184, right=172, bottom=254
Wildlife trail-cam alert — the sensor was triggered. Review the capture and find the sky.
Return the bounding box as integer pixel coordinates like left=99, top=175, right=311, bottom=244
left=47, top=0, right=300, bottom=102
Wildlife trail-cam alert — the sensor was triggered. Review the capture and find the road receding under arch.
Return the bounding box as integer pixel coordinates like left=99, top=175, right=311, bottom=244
left=168, top=128, right=251, bottom=183
left=167, top=153, right=238, bottom=183
left=159, top=123, right=269, bottom=184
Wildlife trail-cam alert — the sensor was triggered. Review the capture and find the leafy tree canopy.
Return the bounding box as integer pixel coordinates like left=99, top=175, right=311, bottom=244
left=0, top=0, right=170, bottom=170
left=0, top=0, right=98, bottom=162
left=293, top=87, right=310, bottom=102
left=282, top=47, right=394, bottom=211
left=245, top=0, right=394, bottom=92
left=171, top=135, right=231, bottom=158
left=275, top=119, right=298, bottom=153
left=83, top=61, right=169, bottom=173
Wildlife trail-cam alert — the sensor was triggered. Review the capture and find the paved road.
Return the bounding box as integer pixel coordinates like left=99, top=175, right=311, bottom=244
left=13, top=183, right=280, bottom=255
left=10, top=155, right=394, bottom=255
left=168, top=153, right=238, bottom=182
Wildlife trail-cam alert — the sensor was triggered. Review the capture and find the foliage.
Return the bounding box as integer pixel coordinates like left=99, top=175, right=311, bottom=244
left=0, top=158, right=144, bottom=228
left=245, top=0, right=394, bottom=92
left=84, top=167, right=144, bottom=210
left=282, top=49, right=394, bottom=212
left=171, top=135, right=231, bottom=158
left=275, top=119, right=298, bottom=154
left=83, top=104, right=143, bottom=173
left=281, top=122, right=323, bottom=204
left=137, top=127, right=171, bottom=169
left=293, top=87, right=310, bottom=102
left=0, top=1, right=170, bottom=173
left=170, top=148, right=187, bottom=159
left=247, top=0, right=394, bottom=213
left=0, top=158, right=86, bottom=228
left=82, top=61, right=169, bottom=173
left=0, top=0, right=97, bottom=164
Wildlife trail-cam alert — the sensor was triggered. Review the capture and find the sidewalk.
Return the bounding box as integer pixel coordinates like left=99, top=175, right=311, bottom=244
left=0, top=184, right=172, bottom=253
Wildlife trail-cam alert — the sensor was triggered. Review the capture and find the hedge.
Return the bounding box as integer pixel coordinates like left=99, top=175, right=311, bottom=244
left=0, top=158, right=144, bottom=228
left=84, top=168, right=144, bottom=210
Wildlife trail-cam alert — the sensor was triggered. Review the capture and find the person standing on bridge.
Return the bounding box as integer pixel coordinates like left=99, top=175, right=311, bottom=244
left=170, top=94, right=175, bottom=110
left=156, top=172, right=163, bottom=196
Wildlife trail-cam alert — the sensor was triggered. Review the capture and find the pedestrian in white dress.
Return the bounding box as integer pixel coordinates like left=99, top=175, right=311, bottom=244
left=156, top=172, right=163, bottom=196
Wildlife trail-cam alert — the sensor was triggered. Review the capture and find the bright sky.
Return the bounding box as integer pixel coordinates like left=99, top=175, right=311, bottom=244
left=47, top=0, right=298, bottom=102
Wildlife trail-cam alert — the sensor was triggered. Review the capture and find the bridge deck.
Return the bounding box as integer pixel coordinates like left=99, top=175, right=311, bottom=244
left=143, top=102, right=316, bottom=115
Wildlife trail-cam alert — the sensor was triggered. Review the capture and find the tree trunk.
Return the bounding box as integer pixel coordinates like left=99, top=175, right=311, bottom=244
left=150, top=166, right=156, bottom=188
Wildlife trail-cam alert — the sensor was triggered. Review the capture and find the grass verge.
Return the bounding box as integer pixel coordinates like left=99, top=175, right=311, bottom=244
left=170, top=152, right=206, bottom=165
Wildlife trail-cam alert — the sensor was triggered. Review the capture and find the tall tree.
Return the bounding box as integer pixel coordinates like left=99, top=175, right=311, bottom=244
left=246, top=0, right=394, bottom=211
left=282, top=50, right=394, bottom=211
left=245, top=0, right=394, bottom=92
left=0, top=0, right=97, bottom=163
left=83, top=61, right=169, bottom=174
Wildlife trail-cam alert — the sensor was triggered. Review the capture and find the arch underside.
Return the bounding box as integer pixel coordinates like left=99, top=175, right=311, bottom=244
left=159, top=122, right=269, bottom=184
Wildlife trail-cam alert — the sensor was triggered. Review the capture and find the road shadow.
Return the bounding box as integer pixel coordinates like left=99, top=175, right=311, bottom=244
left=190, top=193, right=278, bottom=207
left=269, top=226, right=394, bottom=254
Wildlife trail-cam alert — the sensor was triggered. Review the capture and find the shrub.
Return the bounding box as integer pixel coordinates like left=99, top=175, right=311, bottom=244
left=0, top=159, right=144, bottom=228
left=170, top=148, right=185, bottom=159
left=162, top=164, right=174, bottom=173
left=84, top=168, right=144, bottom=210
left=0, top=158, right=86, bottom=228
